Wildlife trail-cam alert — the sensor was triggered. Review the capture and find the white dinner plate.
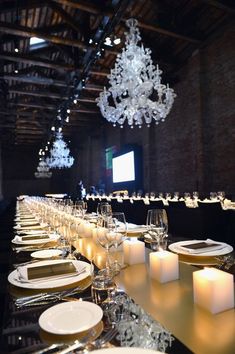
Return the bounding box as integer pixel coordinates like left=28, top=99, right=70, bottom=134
left=168, top=240, right=233, bottom=256
left=31, top=249, right=63, bottom=259
left=8, top=259, right=91, bottom=289
left=39, top=301, right=103, bottom=335
left=91, top=348, right=164, bottom=354
left=11, top=233, right=60, bottom=245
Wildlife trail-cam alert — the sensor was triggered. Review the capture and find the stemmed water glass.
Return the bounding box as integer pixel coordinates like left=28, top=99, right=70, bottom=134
left=107, top=212, right=127, bottom=274
left=97, top=202, right=110, bottom=216
left=74, top=200, right=87, bottom=218
left=100, top=203, right=112, bottom=217
left=146, top=209, right=168, bottom=251
left=96, top=215, right=114, bottom=277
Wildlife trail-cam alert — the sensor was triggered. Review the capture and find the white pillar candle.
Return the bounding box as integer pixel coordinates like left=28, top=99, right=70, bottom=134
left=97, top=227, right=107, bottom=238
left=92, top=227, right=98, bottom=242
left=149, top=250, right=179, bottom=283
left=77, top=220, right=85, bottom=235
left=193, top=267, right=234, bottom=314
left=123, top=239, right=145, bottom=265
left=83, top=222, right=95, bottom=238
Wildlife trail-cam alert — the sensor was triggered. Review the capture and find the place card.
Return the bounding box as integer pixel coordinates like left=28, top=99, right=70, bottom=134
left=21, top=235, right=49, bottom=241
left=123, top=239, right=145, bottom=265
left=149, top=250, right=179, bottom=283
left=193, top=267, right=234, bottom=314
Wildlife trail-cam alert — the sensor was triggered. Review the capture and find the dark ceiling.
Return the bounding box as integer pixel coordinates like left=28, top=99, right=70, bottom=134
left=0, top=0, right=234, bottom=148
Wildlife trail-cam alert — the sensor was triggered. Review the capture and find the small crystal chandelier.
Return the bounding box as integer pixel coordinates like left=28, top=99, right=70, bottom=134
left=97, top=19, right=176, bottom=128
left=34, top=157, right=52, bottom=178
left=46, top=132, right=74, bottom=169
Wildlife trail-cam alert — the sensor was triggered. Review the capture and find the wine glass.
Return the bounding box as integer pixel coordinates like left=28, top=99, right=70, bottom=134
left=96, top=216, right=114, bottom=277
left=97, top=202, right=110, bottom=216
left=146, top=209, right=168, bottom=251
left=100, top=203, right=112, bottom=217
left=75, top=200, right=87, bottom=217
left=107, top=212, right=127, bottom=274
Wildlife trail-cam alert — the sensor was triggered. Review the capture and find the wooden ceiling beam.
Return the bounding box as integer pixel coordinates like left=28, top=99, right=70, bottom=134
left=0, top=22, right=118, bottom=55
left=0, top=22, right=86, bottom=50
left=0, top=51, right=74, bottom=71
left=0, top=110, right=51, bottom=118
left=9, top=88, right=97, bottom=102
left=0, top=52, right=109, bottom=75
left=2, top=75, right=104, bottom=91
left=0, top=0, right=46, bottom=11
left=0, top=111, right=98, bottom=124
left=10, top=102, right=99, bottom=113
left=201, top=1, right=235, bottom=14
left=10, top=89, right=67, bottom=100
left=54, top=0, right=201, bottom=43
left=46, top=0, right=85, bottom=35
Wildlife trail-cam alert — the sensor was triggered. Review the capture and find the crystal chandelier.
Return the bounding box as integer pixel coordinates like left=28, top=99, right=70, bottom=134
left=34, top=157, right=52, bottom=178
left=97, top=19, right=176, bottom=128
left=46, top=132, right=74, bottom=169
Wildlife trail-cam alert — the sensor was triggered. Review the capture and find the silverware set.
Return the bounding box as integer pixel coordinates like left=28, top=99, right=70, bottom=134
left=31, top=326, right=117, bottom=354
left=15, top=285, right=88, bottom=308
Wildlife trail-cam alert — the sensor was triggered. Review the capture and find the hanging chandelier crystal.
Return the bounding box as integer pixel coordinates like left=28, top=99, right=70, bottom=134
left=34, top=157, right=52, bottom=178
left=97, top=19, right=176, bottom=128
left=46, top=132, right=74, bottom=169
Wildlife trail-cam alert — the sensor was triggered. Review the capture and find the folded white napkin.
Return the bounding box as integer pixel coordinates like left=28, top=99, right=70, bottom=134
left=13, top=236, right=22, bottom=243
left=179, top=239, right=226, bottom=254
left=16, top=262, right=84, bottom=283
left=13, top=234, right=51, bottom=243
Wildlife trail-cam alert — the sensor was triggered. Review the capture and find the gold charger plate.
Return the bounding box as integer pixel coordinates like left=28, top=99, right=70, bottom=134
left=178, top=254, right=220, bottom=266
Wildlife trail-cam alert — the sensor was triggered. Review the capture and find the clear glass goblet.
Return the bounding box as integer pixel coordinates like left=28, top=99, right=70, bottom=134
left=96, top=216, right=114, bottom=277
left=100, top=203, right=112, bottom=217
left=146, top=209, right=168, bottom=251
left=106, top=212, right=127, bottom=274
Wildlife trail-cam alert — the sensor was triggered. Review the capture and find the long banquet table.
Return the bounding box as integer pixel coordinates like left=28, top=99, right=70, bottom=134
left=1, top=203, right=235, bottom=354
left=75, top=238, right=235, bottom=354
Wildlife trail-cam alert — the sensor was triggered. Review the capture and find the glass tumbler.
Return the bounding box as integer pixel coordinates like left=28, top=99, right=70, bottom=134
left=91, top=274, right=116, bottom=306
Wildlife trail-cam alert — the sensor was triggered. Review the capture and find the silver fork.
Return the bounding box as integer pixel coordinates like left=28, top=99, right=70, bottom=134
left=87, top=326, right=118, bottom=350
left=58, top=327, right=117, bottom=354
left=15, top=285, right=85, bottom=307
left=33, top=328, right=97, bottom=354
